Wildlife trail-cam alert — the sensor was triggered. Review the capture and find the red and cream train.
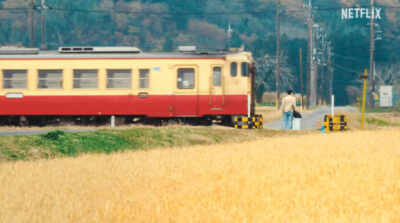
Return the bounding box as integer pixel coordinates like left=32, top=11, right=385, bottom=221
left=0, top=46, right=258, bottom=126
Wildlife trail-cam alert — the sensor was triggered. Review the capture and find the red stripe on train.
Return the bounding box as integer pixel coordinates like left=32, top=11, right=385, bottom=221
left=0, top=95, right=248, bottom=117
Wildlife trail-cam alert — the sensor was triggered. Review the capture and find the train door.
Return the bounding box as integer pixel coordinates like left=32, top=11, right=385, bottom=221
left=209, top=66, right=224, bottom=109
left=173, top=67, right=198, bottom=116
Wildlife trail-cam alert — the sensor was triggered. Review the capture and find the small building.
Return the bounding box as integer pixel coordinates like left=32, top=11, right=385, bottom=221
left=379, top=85, right=393, bottom=107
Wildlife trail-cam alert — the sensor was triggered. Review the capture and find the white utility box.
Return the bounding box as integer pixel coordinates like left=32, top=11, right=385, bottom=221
left=292, top=118, right=301, bottom=130
left=379, top=85, right=393, bottom=107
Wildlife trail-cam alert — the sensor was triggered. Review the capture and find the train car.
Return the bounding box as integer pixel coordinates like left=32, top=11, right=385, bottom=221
left=0, top=46, right=261, bottom=127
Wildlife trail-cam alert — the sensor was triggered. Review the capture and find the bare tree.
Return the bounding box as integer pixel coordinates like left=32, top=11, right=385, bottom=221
left=374, top=63, right=400, bottom=86
left=345, top=85, right=362, bottom=105
left=254, top=53, right=295, bottom=102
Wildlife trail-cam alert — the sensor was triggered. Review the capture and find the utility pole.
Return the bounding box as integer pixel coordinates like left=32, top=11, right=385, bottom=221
left=40, top=0, right=47, bottom=50
left=227, top=23, right=232, bottom=50
left=299, top=48, right=303, bottom=110
left=319, top=59, right=324, bottom=105
left=310, top=23, right=318, bottom=107
left=369, top=0, right=375, bottom=109
left=319, top=36, right=326, bottom=105
left=276, top=0, right=281, bottom=109
left=328, top=45, right=333, bottom=104
left=306, top=0, right=312, bottom=109
left=29, top=0, right=34, bottom=48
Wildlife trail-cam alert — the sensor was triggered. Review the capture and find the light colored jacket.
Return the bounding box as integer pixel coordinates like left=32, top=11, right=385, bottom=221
left=281, top=94, right=296, bottom=113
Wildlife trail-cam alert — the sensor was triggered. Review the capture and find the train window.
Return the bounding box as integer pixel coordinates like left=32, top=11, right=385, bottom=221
left=139, top=69, right=150, bottom=89
left=231, top=62, right=237, bottom=76
left=213, top=67, right=222, bottom=87
left=73, top=70, right=98, bottom=89
left=241, top=62, right=249, bottom=77
left=107, top=69, right=131, bottom=89
left=177, top=68, right=195, bottom=89
left=2, top=70, right=27, bottom=89
left=38, top=70, right=63, bottom=89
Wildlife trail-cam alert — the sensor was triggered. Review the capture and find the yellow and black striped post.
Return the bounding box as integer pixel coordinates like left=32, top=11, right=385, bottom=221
left=323, top=115, right=348, bottom=132
left=233, top=115, right=263, bottom=129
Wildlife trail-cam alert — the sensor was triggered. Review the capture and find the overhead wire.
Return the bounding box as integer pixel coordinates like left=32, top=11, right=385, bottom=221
left=0, top=6, right=275, bottom=15
left=1, top=4, right=399, bottom=14
left=0, top=7, right=30, bottom=11
left=330, top=53, right=368, bottom=64
left=328, top=62, right=363, bottom=75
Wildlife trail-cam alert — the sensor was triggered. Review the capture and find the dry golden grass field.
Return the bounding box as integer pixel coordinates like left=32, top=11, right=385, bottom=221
left=1, top=130, right=400, bottom=222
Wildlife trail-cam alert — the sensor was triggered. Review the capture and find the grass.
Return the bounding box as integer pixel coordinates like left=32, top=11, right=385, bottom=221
left=353, top=99, right=400, bottom=113
left=35, top=130, right=130, bottom=155
left=1, top=130, right=399, bottom=222
left=314, top=109, right=400, bottom=131
left=0, top=126, right=311, bottom=162
left=365, top=108, right=400, bottom=113
left=365, top=116, right=399, bottom=126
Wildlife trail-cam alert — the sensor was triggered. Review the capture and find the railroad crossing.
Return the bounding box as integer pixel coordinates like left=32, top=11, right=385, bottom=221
left=265, top=106, right=358, bottom=130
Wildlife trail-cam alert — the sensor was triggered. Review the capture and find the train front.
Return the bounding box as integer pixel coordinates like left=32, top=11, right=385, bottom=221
left=225, top=51, right=263, bottom=129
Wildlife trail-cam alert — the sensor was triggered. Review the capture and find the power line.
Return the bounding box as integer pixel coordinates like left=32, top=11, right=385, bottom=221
left=330, top=53, right=367, bottom=63
left=2, top=4, right=400, bottom=12
left=1, top=4, right=400, bottom=16
left=331, top=53, right=400, bottom=66
left=329, top=62, right=362, bottom=75
left=0, top=7, right=29, bottom=11
left=0, top=7, right=276, bottom=15
left=309, top=5, right=400, bottom=11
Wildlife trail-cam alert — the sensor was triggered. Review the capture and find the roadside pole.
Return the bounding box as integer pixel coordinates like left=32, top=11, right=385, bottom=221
left=361, top=69, right=368, bottom=130
left=276, top=0, right=281, bottom=110
left=299, top=48, right=303, bottom=111
left=29, top=0, right=34, bottom=47
left=331, top=95, right=334, bottom=117
left=369, top=0, right=375, bottom=109
left=306, top=1, right=312, bottom=109
left=111, top=115, right=115, bottom=127
left=40, top=0, right=47, bottom=50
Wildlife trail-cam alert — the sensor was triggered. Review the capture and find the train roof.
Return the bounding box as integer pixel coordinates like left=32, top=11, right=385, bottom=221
left=0, top=46, right=250, bottom=60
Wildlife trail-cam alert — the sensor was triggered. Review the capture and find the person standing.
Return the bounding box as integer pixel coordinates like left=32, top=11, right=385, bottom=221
left=281, top=90, right=297, bottom=130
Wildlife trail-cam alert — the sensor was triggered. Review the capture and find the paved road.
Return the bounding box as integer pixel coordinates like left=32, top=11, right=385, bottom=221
left=265, top=106, right=358, bottom=130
